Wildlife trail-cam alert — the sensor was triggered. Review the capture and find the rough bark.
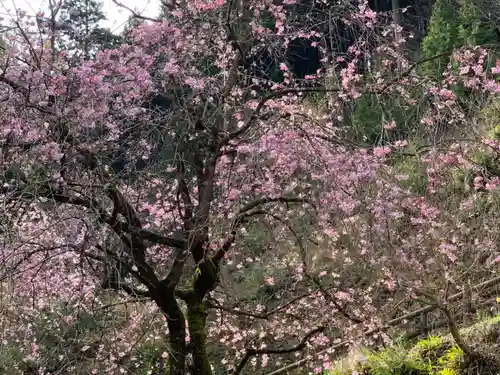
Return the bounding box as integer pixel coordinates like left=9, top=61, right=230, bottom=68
left=187, top=300, right=213, bottom=375
left=439, top=302, right=479, bottom=361
left=155, top=291, right=188, bottom=375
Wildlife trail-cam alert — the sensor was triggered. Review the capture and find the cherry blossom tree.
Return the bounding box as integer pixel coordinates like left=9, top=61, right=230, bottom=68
left=1, top=1, right=500, bottom=374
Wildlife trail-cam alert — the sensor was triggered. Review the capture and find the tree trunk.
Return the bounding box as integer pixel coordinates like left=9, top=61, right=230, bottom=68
left=187, top=299, right=213, bottom=375
left=391, top=0, right=401, bottom=30
left=155, top=293, right=188, bottom=375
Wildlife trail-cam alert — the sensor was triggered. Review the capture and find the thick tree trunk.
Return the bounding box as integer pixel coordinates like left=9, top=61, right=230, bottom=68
left=155, top=293, right=188, bottom=375
left=187, top=299, right=213, bottom=375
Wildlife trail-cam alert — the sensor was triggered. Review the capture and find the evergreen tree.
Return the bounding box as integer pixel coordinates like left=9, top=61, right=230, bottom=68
left=457, top=0, right=497, bottom=46
left=420, top=0, right=498, bottom=77
left=420, top=0, right=460, bottom=76
left=57, top=0, right=123, bottom=59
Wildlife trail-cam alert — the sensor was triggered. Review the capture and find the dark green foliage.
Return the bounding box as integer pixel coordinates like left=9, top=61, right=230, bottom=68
left=420, top=0, right=498, bottom=77
left=350, top=93, right=386, bottom=144
left=58, top=0, right=123, bottom=58
left=420, top=0, right=460, bottom=77
left=349, top=93, right=423, bottom=145
left=471, top=151, right=500, bottom=178
left=456, top=0, right=498, bottom=46
left=135, top=340, right=170, bottom=375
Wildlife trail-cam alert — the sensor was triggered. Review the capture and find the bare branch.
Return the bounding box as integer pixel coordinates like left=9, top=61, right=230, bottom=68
left=237, top=196, right=313, bottom=217
left=233, top=326, right=325, bottom=375
left=176, top=159, right=193, bottom=221
left=159, top=248, right=190, bottom=291
left=211, top=196, right=312, bottom=261
left=111, top=0, right=162, bottom=22
left=266, top=275, right=500, bottom=375
left=105, top=185, right=142, bottom=228
left=222, top=88, right=341, bottom=144
left=105, top=279, right=152, bottom=299
left=96, top=297, right=150, bottom=310
left=264, top=211, right=363, bottom=324
left=212, top=231, right=237, bottom=263
left=36, top=184, right=186, bottom=249
left=222, top=49, right=471, bottom=144
left=206, top=286, right=335, bottom=319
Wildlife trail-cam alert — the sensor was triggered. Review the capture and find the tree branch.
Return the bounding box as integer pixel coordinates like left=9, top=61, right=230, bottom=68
left=222, top=88, right=341, bottom=144
left=212, top=230, right=237, bottom=263
left=237, top=196, right=313, bottom=217
left=176, top=159, right=194, bottom=221
left=106, top=280, right=152, bottom=298
left=211, top=197, right=312, bottom=262
left=159, top=248, right=190, bottom=291
left=265, top=211, right=364, bottom=324
left=309, top=274, right=364, bottom=324
left=111, top=0, right=162, bottom=22
left=38, top=184, right=186, bottom=249
left=221, top=48, right=474, bottom=145
left=233, top=326, right=325, bottom=375
left=266, top=275, right=500, bottom=375
left=105, top=185, right=142, bottom=228
left=206, top=287, right=335, bottom=320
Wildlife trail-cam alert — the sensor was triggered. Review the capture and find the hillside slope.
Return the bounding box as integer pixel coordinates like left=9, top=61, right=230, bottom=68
left=329, top=315, right=500, bottom=375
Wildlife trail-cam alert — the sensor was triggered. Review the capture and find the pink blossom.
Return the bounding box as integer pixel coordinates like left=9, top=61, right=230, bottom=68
left=264, top=277, right=275, bottom=285
left=3, top=5, right=500, bottom=375
left=374, top=146, right=392, bottom=157
left=334, top=291, right=351, bottom=301
left=393, top=140, right=408, bottom=148
left=383, top=120, right=396, bottom=130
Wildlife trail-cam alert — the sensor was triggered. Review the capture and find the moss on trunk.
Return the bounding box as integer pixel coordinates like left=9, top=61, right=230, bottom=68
left=187, top=300, right=213, bottom=375
left=154, top=292, right=188, bottom=375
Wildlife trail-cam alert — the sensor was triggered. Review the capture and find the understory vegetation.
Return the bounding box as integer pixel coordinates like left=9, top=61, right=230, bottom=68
left=330, top=314, right=500, bottom=375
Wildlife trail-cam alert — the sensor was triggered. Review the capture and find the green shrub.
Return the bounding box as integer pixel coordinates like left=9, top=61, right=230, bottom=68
left=479, top=97, right=500, bottom=139
left=349, top=93, right=424, bottom=146
left=412, top=335, right=444, bottom=355
left=438, top=368, right=458, bottom=375
left=438, top=346, right=465, bottom=370
left=392, top=156, right=428, bottom=195
left=364, top=347, right=430, bottom=375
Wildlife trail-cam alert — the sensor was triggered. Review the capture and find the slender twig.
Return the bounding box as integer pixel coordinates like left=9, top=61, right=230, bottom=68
left=233, top=326, right=325, bottom=375
left=266, top=275, right=500, bottom=375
